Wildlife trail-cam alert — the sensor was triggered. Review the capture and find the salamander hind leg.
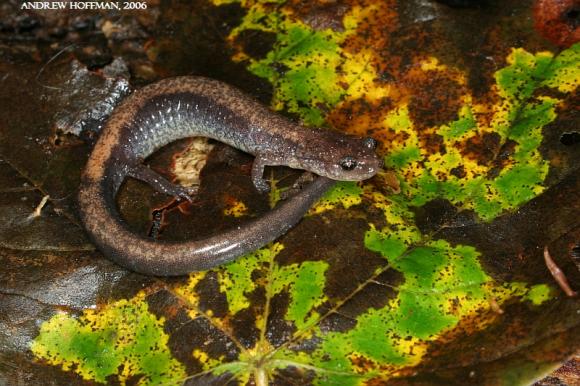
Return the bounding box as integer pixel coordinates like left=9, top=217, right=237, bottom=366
left=279, top=172, right=316, bottom=200
left=127, top=164, right=197, bottom=202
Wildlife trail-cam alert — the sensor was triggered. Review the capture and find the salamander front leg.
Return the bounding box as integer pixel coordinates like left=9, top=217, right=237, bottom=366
left=127, top=164, right=197, bottom=202
left=251, top=154, right=271, bottom=193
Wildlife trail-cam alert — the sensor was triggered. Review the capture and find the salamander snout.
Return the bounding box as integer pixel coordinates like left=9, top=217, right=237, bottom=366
left=297, top=131, right=383, bottom=181
left=329, top=136, right=382, bottom=181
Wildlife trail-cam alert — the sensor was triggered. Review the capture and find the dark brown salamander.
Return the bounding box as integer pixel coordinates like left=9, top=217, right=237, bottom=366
left=78, top=76, right=381, bottom=276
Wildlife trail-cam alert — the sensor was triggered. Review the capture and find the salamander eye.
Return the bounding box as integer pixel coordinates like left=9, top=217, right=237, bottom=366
left=363, top=137, right=378, bottom=149
left=339, top=156, right=358, bottom=171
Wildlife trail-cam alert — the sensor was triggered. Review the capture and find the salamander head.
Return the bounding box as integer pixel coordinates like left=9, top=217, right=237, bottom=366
left=297, top=130, right=382, bottom=181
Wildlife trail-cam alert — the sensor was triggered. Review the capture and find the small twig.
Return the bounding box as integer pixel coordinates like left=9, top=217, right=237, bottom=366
left=544, top=246, right=577, bottom=297
left=27, top=195, right=50, bottom=220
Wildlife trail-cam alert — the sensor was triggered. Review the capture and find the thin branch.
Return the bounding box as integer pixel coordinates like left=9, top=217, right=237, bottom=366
left=544, top=246, right=577, bottom=297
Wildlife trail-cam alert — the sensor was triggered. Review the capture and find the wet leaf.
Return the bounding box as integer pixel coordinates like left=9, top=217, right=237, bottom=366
left=31, top=294, right=186, bottom=385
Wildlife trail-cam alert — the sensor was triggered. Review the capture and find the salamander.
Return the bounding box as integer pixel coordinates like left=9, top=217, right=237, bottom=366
left=78, top=76, right=381, bottom=276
